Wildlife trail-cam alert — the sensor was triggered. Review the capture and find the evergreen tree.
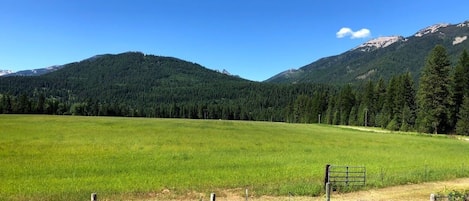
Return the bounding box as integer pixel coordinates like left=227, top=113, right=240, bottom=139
left=382, top=76, right=398, bottom=128
left=17, top=94, right=31, bottom=114
left=456, top=96, right=469, bottom=135
left=451, top=49, right=469, bottom=126
left=375, top=78, right=387, bottom=110
left=337, top=85, right=355, bottom=125
left=374, top=78, right=387, bottom=127
left=325, top=94, right=336, bottom=124
left=400, top=105, right=413, bottom=131
left=416, top=45, right=453, bottom=134
left=361, top=80, right=375, bottom=126
left=2, top=94, right=13, bottom=114
left=292, top=95, right=312, bottom=123
left=311, top=92, right=321, bottom=123
left=36, top=93, right=46, bottom=114
left=0, top=94, right=4, bottom=113
left=399, top=73, right=417, bottom=130
left=349, top=105, right=358, bottom=125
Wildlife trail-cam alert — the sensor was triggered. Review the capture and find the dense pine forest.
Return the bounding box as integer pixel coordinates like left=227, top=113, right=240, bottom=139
left=1, top=47, right=469, bottom=135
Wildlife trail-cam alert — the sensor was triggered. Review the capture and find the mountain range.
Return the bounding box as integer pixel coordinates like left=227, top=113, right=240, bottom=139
left=266, top=20, right=469, bottom=83
left=0, top=52, right=307, bottom=121
left=1, top=20, right=469, bottom=85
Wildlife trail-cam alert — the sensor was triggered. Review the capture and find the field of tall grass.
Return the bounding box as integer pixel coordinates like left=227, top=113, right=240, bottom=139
left=1, top=115, right=468, bottom=200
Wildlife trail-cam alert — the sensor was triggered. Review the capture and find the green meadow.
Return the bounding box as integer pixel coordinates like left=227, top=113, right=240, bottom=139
left=1, top=115, right=468, bottom=200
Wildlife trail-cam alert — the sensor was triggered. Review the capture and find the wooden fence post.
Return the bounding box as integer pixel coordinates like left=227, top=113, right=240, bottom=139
left=429, top=193, right=435, bottom=201
left=245, top=188, right=248, bottom=201
left=91, top=193, right=97, bottom=201
left=210, top=193, right=216, bottom=201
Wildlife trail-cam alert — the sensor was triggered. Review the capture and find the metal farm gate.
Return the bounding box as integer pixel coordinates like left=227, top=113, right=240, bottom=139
left=324, top=164, right=366, bottom=200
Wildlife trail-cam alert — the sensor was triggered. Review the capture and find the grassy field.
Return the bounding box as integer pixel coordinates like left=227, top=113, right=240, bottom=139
left=1, top=115, right=468, bottom=201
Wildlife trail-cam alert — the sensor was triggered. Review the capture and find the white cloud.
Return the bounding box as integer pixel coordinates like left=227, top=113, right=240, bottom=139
left=336, top=27, right=353, bottom=38
left=336, top=27, right=371, bottom=39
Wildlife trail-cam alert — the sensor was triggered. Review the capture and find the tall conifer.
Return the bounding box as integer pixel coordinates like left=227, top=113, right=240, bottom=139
left=416, top=45, right=453, bottom=134
left=452, top=49, right=469, bottom=126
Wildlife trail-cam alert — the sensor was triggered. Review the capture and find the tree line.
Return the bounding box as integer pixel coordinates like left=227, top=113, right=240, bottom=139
left=1, top=47, right=469, bottom=135
left=287, top=46, right=469, bottom=135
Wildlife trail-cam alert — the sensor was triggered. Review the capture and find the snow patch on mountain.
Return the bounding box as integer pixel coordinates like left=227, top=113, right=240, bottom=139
left=0, top=70, right=13, bottom=76
left=457, top=21, right=469, bottom=27
left=353, top=36, right=405, bottom=52
left=453, top=36, right=468, bottom=45
left=2, top=65, right=64, bottom=77
left=414, top=23, right=449, bottom=37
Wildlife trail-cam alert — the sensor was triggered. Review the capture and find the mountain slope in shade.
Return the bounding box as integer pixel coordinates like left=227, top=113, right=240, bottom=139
left=266, top=20, right=469, bottom=84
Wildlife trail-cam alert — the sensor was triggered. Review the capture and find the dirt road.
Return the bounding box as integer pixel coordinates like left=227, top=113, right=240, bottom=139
left=315, top=177, right=469, bottom=201
left=135, top=178, right=469, bottom=201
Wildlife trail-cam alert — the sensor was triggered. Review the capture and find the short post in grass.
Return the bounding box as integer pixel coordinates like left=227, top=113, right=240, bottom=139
left=91, top=193, right=97, bottom=201
left=430, top=193, right=436, bottom=201
left=245, top=188, right=248, bottom=201
left=210, top=193, right=216, bottom=201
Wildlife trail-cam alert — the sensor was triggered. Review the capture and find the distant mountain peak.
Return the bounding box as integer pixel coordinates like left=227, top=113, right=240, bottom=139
left=1, top=65, right=63, bottom=77
left=414, top=23, right=450, bottom=37
left=0, top=70, right=13, bottom=76
left=353, top=36, right=405, bottom=52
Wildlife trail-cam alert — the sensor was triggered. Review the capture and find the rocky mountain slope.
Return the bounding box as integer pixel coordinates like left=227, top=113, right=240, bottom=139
left=266, top=20, right=469, bottom=84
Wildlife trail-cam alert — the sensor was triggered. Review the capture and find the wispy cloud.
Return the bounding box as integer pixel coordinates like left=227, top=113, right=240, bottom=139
left=336, top=27, right=371, bottom=39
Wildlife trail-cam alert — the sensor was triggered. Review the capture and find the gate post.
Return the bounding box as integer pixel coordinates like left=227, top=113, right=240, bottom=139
left=325, top=182, right=331, bottom=201
left=210, top=193, right=216, bottom=201
left=324, top=164, right=330, bottom=190
left=91, top=193, right=97, bottom=201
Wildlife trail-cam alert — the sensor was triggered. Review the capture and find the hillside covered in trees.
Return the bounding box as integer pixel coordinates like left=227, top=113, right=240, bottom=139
left=1, top=48, right=469, bottom=135
left=0, top=52, right=326, bottom=121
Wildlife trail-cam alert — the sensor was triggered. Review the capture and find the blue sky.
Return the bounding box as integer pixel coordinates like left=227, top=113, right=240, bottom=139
left=1, top=0, right=468, bottom=81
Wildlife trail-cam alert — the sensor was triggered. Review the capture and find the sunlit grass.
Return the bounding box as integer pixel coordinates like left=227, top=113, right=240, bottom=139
left=0, top=115, right=468, bottom=200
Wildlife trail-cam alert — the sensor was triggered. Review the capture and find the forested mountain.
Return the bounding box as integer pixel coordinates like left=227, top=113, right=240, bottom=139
left=0, top=52, right=329, bottom=121
left=267, top=21, right=469, bottom=84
